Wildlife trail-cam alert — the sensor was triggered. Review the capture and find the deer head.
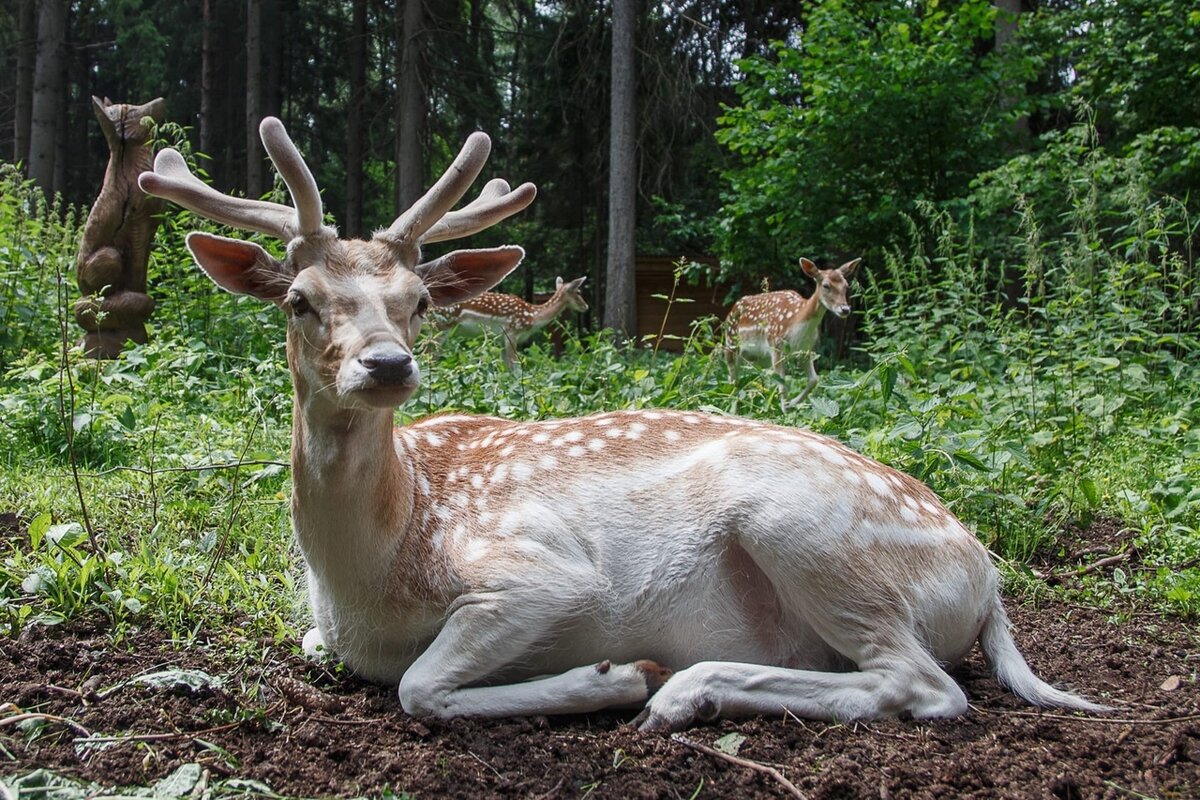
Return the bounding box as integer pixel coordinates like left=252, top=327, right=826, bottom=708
left=138, top=118, right=535, bottom=411
left=799, top=257, right=861, bottom=319
left=555, top=276, right=589, bottom=313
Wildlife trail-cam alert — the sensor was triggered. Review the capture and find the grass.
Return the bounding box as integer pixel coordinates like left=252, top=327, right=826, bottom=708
left=0, top=145, right=1198, bottom=667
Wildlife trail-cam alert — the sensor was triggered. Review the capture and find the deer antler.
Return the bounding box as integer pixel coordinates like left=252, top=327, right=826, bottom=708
left=138, top=117, right=331, bottom=242
left=378, top=133, right=536, bottom=249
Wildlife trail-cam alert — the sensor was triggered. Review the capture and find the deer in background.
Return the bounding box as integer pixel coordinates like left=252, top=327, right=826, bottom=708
left=434, top=275, right=588, bottom=368
left=724, top=257, right=862, bottom=409
left=139, top=119, right=1106, bottom=731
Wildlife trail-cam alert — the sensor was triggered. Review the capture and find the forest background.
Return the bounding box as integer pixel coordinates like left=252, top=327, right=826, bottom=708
left=3, top=0, right=1196, bottom=329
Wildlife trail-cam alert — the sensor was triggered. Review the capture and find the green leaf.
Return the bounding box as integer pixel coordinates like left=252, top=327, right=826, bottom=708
left=713, top=732, right=747, bottom=756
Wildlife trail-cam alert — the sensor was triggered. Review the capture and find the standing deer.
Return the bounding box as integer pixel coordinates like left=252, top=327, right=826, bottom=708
left=434, top=275, right=588, bottom=368
left=724, top=257, right=862, bottom=409
left=139, top=119, right=1106, bottom=731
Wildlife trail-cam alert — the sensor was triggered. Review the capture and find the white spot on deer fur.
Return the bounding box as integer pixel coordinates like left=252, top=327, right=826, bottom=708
left=423, top=432, right=445, bottom=447
left=643, top=411, right=663, bottom=420
left=903, top=494, right=918, bottom=509
left=664, top=429, right=681, bottom=442
left=683, top=415, right=700, bottom=424
left=900, top=505, right=919, bottom=523
left=596, top=418, right=614, bottom=427
left=920, top=500, right=942, bottom=517
left=538, top=455, right=559, bottom=471
left=434, top=506, right=452, bottom=522
left=605, top=427, right=623, bottom=438
left=864, top=472, right=891, bottom=497
left=479, top=511, right=495, bottom=525
left=816, top=445, right=848, bottom=466
left=588, top=439, right=605, bottom=452
left=471, top=474, right=484, bottom=490
left=777, top=441, right=804, bottom=456
left=532, top=432, right=550, bottom=444
left=501, top=445, right=515, bottom=457
left=464, top=539, right=490, bottom=563
left=431, top=530, right=445, bottom=551
left=491, top=464, right=509, bottom=483
left=417, top=474, right=431, bottom=496
left=451, top=492, right=469, bottom=509
left=842, top=469, right=863, bottom=485
left=564, top=430, right=584, bottom=443
left=568, top=445, right=585, bottom=458
left=512, top=462, right=533, bottom=482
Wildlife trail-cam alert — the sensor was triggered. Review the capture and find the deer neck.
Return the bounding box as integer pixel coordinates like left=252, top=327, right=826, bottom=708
left=288, top=381, right=416, bottom=589
left=528, top=290, right=569, bottom=330
left=798, top=289, right=827, bottom=325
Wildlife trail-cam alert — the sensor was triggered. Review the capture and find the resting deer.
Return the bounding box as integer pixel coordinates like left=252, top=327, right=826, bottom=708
left=434, top=276, right=588, bottom=368
left=139, top=119, right=1106, bottom=732
left=724, top=257, right=861, bottom=409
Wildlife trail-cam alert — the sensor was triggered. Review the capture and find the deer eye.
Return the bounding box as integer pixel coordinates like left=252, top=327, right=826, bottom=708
left=287, top=291, right=312, bottom=317
left=415, top=297, right=429, bottom=317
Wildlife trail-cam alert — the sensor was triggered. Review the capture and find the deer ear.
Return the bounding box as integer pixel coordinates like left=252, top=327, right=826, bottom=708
left=417, top=246, right=524, bottom=306
left=568, top=276, right=587, bottom=290
left=186, top=232, right=293, bottom=302
left=799, top=257, right=820, bottom=279
left=839, top=258, right=862, bottom=278
left=556, top=276, right=564, bottom=290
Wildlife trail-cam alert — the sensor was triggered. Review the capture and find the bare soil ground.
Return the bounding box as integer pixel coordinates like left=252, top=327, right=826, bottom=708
left=2, top=517, right=1198, bottom=799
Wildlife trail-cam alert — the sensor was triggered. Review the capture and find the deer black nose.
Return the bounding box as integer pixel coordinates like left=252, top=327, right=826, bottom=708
left=359, top=352, right=414, bottom=385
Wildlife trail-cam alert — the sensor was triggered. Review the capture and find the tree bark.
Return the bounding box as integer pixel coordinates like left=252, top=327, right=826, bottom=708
left=29, top=0, right=67, bottom=194
left=994, top=0, right=1028, bottom=142
left=246, top=0, right=264, bottom=197
left=345, top=0, right=368, bottom=236
left=200, top=0, right=213, bottom=160
left=604, top=0, right=637, bottom=337
left=13, top=0, right=37, bottom=165
left=395, top=0, right=426, bottom=212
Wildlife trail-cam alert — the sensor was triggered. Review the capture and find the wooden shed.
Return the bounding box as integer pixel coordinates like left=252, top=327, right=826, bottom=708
left=635, top=255, right=731, bottom=351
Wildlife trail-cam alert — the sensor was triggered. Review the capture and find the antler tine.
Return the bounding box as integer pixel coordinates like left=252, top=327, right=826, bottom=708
left=259, top=117, right=327, bottom=238
left=138, top=149, right=297, bottom=240
left=420, top=179, right=538, bottom=244
left=380, top=132, right=493, bottom=247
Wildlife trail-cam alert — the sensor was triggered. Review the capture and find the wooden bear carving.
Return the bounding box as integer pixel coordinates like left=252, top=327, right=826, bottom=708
left=75, top=96, right=166, bottom=358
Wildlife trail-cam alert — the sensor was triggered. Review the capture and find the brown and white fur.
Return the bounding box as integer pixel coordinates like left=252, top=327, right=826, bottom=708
left=725, top=257, right=861, bottom=409
left=140, top=119, right=1107, bottom=732
left=434, top=276, right=588, bottom=368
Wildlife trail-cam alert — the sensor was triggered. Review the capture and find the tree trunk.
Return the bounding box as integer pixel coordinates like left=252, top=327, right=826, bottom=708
left=13, top=0, right=37, bottom=165
left=994, top=0, right=1028, bottom=142
left=395, top=0, right=426, bottom=212
left=200, top=0, right=213, bottom=160
left=246, top=0, right=264, bottom=198
left=29, top=0, right=67, bottom=194
left=345, top=0, right=367, bottom=236
left=604, top=0, right=637, bottom=337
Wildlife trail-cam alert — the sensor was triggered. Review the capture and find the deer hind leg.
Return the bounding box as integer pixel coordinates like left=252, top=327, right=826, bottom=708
left=398, top=585, right=671, bottom=719
left=634, top=627, right=967, bottom=732
left=501, top=330, right=519, bottom=370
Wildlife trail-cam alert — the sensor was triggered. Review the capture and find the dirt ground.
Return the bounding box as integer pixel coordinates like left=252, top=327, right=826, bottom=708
left=2, top=518, right=1198, bottom=799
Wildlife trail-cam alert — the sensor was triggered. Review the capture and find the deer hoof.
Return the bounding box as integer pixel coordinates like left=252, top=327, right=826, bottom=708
left=634, top=659, right=674, bottom=693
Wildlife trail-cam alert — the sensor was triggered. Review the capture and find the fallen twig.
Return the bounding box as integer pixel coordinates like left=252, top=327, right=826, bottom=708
left=672, top=733, right=807, bottom=799
left=0, top=711, right=92, bottom=739
left=1058, top=549, right=1132, bottom=580
left=969, top=705, right=1200, bottom=726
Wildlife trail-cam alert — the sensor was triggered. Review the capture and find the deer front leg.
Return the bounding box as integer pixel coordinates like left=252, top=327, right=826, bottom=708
left=770, top=345, right=791, bottom=410
left=398, top=590, right=671, bottom=719
left=794, top=351, right=820, bottom=404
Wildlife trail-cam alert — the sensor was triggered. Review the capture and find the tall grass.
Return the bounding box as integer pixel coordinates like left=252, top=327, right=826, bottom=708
left=1, top=141, right=1197, bottom=647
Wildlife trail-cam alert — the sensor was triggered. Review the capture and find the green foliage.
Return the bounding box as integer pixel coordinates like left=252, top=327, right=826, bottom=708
left=716, top=0, right=1025, bottom=279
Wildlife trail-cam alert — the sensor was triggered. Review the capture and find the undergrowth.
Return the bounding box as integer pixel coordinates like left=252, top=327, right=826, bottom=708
left=0, top=144, right=1197, bottom=658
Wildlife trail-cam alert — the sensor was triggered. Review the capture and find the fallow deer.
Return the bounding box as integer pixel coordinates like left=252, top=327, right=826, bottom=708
left=434, top=275, right=588, bottom=368
left=139, top=119, right=1106, bottom=732
left=724, top=257, right=861, bottom=409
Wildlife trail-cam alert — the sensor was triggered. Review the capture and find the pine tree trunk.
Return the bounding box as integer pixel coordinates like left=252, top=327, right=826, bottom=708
left=345, top=0, right=367, bottom=236
left=604, top=0, right=637, bottom=337
left=200, top=0, right=213, bottom=160
left=29, top=0, right=67, bottom=194
left=395, top=0, right=425, bottom=212
left=246, top=0, right=264, bottom=198
left=13, top=0, right=37, bottom=165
